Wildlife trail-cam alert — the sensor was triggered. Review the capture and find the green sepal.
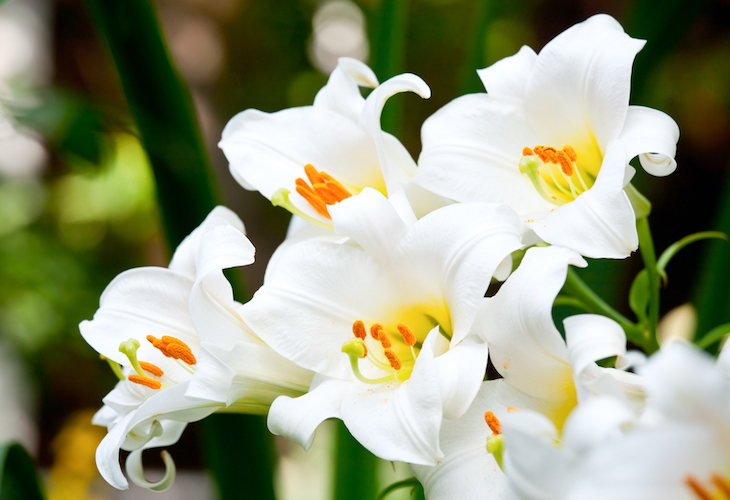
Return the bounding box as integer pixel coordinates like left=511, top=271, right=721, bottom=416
left=629, top=269, right=650, bottom=324
left=657, top=231, right=728, bottom=284
left=0, top=442, right=45, bottom=500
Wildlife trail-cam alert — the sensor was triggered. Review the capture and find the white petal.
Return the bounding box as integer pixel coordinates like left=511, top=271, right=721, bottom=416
left=501, top=411, right=571, bottom=500
left=329, top=187, right=408, bottom=267
left=415, top=94, right=547, bottom=215
left=96, top=411, right=136, bottom=489
left=361, top=73, right=430, bottom=194
left=477, top=246, right=585, bottom=402
left=477, top=45, right=538, bottom=99
left=391, top=202, right=524, bottom=345
left=126, top=449, right=176, bottom=491
left=619, top=105, right=679, bottom=176
left=80, top=267, right=197, bottom=381
left=560, top=395, right=635, bottom=455
left=564, top=314, right=627, bottom=378
left=341, top=327, right=444, bottom=465
left=186, top=340, right=313, bottom=408
left=267, top=375, right=349, bottom=450
left=219, top=106, right=385, bottom=221
left=169, top=206, right=245, bottom=279
left=527, top=142, right=638, bottom=259
left=313, top=57, right=377, bottom=122
left=433, top=333, right=488, bottom=420
left=523, top=14, right=645, bottom=149
left=241, top=240, right=391, bottom=378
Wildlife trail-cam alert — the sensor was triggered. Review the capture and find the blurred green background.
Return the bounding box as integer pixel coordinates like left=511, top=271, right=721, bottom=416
left=1, top=0, right=729, bottom=498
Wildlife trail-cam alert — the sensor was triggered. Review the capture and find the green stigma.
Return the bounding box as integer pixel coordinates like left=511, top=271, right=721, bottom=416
left=119, top=338, right=145, bottom=376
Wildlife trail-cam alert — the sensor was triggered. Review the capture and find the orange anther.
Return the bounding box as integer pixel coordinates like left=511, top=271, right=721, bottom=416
left=383, top=349, right=402, bottom=370
left=370, top=323, right=383, bottom=340
left=147, top=335, right=173, bottom=357
left=522, top=147, right=534, bottom=156
left=320, top=173, right=352, bottom=201
left=140, top=362, right=164, bottom=377
left=128, top=374, right=162, bottom=390
left=379, top=332, right=392, bottom=349
left=533, top=145, right=548, bottom=163
left=304, top=164, right=325, bottom=185
left=484, top=411, right=501, bottom=435
left=712, top=474, right=730, bottom=497
left=352, top=320, right=367, bottom=340
left=165, top=342, right=197, bottom=365
left=507, top=407, right=519, bottom=412
left=397, top=323, right=416, bottom=346
left=313, top=183, right=340, bottom=205
left=296, top=185, right=330, bottom=218
left=161, top=336, right=192, bottom=351
left=562, top=145, right=578, bottom=162
left=542, top=148, right=558, bottom=164
left=686, top=477, right=713, bottom=500
left=556, top=150, right=574, bottom=176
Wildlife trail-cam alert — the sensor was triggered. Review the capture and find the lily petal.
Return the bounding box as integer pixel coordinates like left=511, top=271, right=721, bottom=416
left=619, top=105, right=679, bottom=176
left=313, top=57, right=378, bottom=122
left=523, top=14, right=645, bottom=148
left=527, top=142, right=638, bottom=259
left=329, top=187, right=408, bottom=267
left=340, top=326, right=444, bottom=465
left=477, top=45, right=537, bottom=99
left=267, top=375, right=349, bottom=451
left=477, top=246, right=585, bottom=402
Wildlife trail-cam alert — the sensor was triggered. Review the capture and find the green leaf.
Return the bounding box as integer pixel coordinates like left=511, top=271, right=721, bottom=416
left=200, top=415, right=276, bottom=500
left=694, top=168, right=730, bottom=352
left=656, top=231, right=728, bottom=284
left=84, top=0, right=221, bottom=250
left=629, top=269, right=650, bottom=324
left=366, top=0, right=409, bottom=135
left=0, top=442, right=45, bottom=500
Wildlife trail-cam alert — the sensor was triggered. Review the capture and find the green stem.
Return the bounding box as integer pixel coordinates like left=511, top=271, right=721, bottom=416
left=695, top=322, right=730, bottom=350
left=553, top=296, right=590, bottom=311
left=563, top=268, right=644, bottom=345
left=637, top=217, right=661, bottom=353
left=376, top=478, right=422, bottom=500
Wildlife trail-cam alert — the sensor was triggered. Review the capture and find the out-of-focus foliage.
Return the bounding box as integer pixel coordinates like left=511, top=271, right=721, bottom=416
left=0, top=442, right=45, bottom=500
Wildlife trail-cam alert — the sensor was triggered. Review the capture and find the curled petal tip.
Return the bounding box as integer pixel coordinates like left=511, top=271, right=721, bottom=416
left=126, top=449, right=177, bottom=492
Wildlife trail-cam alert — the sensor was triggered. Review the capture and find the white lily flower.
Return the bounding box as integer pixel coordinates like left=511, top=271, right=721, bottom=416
left=502, top=342, right=730, bottom=500
left=239, top=189, right=524, bottom=465
left=411, top=246, right=643, bottom=498
left=80, top=206, right=313, bottom=490
left=414, top=14, right=680, bottom=258
left=219, top=57, right=431, bottom=229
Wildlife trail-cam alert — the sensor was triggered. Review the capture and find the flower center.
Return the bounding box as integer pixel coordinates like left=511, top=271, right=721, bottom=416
left=114, top=336, right=197, bottom=390
left=342, top=320, right=419, bottom=385
left=686, top=473, right=730, bottom=500
left=519, top=145, right=596, bottom=205
left=294, top=164, right=352, bottom=219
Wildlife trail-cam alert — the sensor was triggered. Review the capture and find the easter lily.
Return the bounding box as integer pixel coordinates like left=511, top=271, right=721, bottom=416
left=81, top=207, right=313, bottom=490
left=414, top=15, right=679, bottom=258
left=219, top=57, right=431, bottom=228
left=502, top=342, right=730, bottom=500
left=240, top=189, right=524, bottom=465
left=411, top=246, right=643, bottom=498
